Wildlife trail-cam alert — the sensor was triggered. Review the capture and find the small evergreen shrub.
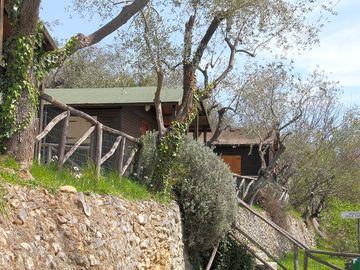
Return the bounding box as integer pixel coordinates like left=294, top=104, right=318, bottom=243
left=213, top=235, right=255, bottom=270
left=174, top=138, right=237, bottom=256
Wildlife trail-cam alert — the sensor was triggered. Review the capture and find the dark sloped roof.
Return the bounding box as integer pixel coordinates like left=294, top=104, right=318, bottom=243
left=44, top=86, right=183, bottom=105
left=201, top=128, right=273, bottom=145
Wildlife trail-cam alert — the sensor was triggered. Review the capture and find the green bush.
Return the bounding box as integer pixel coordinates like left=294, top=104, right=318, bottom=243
left=175, top=138, right=237, bottom=254
left=139, top=134, right=237, bottom=264
left=213, top=235, right=255, bottom=270
left=320, top=199, right=360, bottom=252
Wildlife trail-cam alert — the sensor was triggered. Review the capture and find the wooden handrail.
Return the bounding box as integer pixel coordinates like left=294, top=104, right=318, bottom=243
left=237, top=198, right=308, bottom=249
left=42, top=142, right=90, bottom=150
left=230, top=233, right=277, bottom=270
left=306, top=252, right=343, bottom=270
left=232, top=225, right=288, bottom=270
left=307, top=249, right=360, bottom=258
left=233, top=174, right=258, bottom=181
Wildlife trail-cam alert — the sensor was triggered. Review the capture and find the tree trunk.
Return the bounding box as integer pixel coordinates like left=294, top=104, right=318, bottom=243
left=2, top=0, right=41, bottom=167
left=245, top=141, right=286, bottom=204
left=176, top=63, right=197, bottom=123
left=6, top=91, right=39, bottom=168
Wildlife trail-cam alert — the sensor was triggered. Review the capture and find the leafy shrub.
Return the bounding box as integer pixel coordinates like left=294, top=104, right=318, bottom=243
left=138, top=132, right=158, bottom=183
left=139, top=134, right=237, bottom=263
left=320, top=199, right=360, bottom=252
left=175, top=138, right=237, bottom=254
left=213, top=235, right=255, bottom=270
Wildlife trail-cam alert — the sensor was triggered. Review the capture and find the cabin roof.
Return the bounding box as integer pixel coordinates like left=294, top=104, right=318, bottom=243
left=44, top=86, right=183, bottom=106
left=201, top=128, right=273, bottom=145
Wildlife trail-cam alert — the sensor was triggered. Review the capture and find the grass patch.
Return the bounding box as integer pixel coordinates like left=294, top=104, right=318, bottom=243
left=0, top=156, right=169, bottom=203
left=0, top=184, right=7, bottom=214
left=280, top=249, right=347, bottom=270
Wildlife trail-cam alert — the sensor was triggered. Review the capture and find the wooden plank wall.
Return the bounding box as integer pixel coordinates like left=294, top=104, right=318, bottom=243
left=213, top=145, right=267, bottom=176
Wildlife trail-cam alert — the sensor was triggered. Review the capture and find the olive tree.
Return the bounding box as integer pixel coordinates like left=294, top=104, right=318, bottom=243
left=70, top=0, right=335, bottom=192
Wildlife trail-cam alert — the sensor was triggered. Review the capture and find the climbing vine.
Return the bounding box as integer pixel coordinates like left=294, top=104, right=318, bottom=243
left=0, top=21, right=80, bottom=151
left=152, top=91, right=201, bottom=194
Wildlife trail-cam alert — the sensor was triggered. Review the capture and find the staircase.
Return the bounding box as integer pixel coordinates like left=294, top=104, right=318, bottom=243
left=229, top=198, right=360, bottom=270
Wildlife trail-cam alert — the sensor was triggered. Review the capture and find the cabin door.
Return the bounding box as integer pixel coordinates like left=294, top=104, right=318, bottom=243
left=222, top=155, right=241, bottom=175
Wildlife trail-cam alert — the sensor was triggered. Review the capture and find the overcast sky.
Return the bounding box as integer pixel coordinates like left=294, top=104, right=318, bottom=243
left=40, top=0, right=360, bottom=107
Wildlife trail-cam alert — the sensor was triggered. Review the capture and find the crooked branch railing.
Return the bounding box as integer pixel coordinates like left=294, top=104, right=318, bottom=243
left=233, top=174, right=258, bottom=200
left=36, top=93, right=139, bottom=177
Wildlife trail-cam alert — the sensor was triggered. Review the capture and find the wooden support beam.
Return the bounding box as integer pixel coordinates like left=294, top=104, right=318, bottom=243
left=205, top=241, right=220, bottom=270
left=37, top=84, right=45, bottom=162
left=304, top=250, right=308, bottom=270
left=294, top=244, right=299, bottom=270
left=117, top=137, right=126, bottom=176
left=242, top=180, right=254, bottom=200
left=100, top=135, right=122, bottom=165
left=36, top=111, right=68, bottom=141
left=63, top=125, right=95, bottom=165
left=57, top=111, right=70, bottom=169
left=121, top=148, right=137, bottom=176
left=46, top=145, right=52, bottom=164
left=95, top=123, right=103, bottom=178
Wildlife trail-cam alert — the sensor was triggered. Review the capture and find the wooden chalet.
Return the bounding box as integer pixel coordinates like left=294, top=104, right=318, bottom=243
left=201, top=128, right=272, bottom=176
left=42, top=87, right=211, bottom=168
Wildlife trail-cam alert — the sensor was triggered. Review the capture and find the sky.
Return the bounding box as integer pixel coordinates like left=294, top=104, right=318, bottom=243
left=40, top=0, right=360, bottom=107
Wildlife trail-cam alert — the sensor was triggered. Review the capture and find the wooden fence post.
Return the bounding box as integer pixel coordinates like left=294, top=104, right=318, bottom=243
left=57, top=111, right=70, bottom=169
left=304, top=250, right=308, bottom=270
left=116, top=137, right=126, bottom=176
left=294, top=244, right=299, bottom=270
left=46, top=145, right=52, bottom=164
left=37, top=84, right=45, bottom=163
left=95, top=123, right=103, bottom=178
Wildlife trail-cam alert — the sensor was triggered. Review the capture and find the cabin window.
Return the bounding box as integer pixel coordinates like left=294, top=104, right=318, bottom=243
left=221, top=155, right=242, bottom=175
left=67, top=116, right=97, bottom=144
left=140, top=120, right=150, bottom=135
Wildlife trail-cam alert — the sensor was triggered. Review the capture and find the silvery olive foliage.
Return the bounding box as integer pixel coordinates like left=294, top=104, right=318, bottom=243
left=176, top=138, right=237, bottom=254
left=139, top=132, right=237, bottom=257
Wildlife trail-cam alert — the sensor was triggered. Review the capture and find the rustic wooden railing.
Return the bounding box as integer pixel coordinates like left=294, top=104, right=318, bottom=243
left=233, top=174, right=258, bottom=200
left=234, top=198, right=360, bottom=270
left=233, top=174, right=289, bottom=203
left=36, top=93, right=139, bottom=177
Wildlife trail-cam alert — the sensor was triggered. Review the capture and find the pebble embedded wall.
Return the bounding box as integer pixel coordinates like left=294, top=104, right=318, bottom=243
left=0, top=183, right=186, bottom=270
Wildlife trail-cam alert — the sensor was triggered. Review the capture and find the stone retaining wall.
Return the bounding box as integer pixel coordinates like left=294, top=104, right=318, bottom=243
left=235, top=206, right=316, bottom=258
left=0, top=183, right=186, bottom=270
